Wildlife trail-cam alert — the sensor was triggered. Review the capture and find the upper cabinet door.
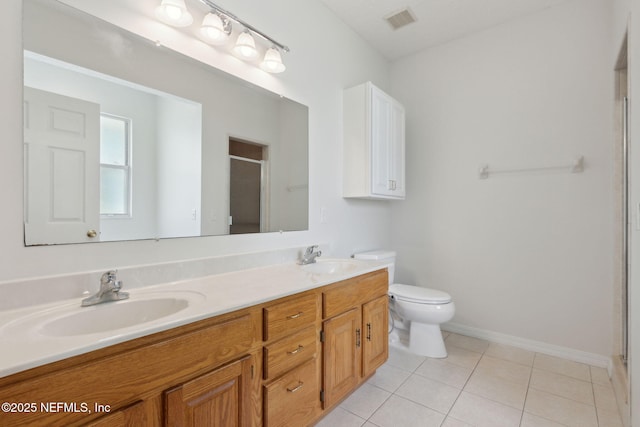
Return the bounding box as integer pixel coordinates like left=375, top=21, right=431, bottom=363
left=343, top=82, right=405, bottom=200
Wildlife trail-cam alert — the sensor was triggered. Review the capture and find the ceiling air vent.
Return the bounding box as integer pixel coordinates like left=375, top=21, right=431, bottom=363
left=385, top=8, right=416, bottom=30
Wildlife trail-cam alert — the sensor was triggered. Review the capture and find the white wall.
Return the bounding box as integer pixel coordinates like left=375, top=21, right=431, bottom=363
left=390, top=0, right=615, bottom=357
left=0, top=0, right=391, bottom=282
left=156, top=96, right=202, bottom=238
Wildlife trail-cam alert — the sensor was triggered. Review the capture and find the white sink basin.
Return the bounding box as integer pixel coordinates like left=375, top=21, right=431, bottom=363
left=40, top=297, right=191, bottom=337
left=2, top=291, right=206, bottom=338
left=301, top=259, right=359, bottom=275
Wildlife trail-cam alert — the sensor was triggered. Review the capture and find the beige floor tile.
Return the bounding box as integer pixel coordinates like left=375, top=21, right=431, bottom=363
left=525, top=388, right=598, bottom=427
left=395, top=374, right=461, bottom=413
left=520, top=412, right=567, bottom=427
left=369, top=395, right=445, bottom=427
left=593, top=382, right=620, bottom=412
left=448, top=391, right=522, bottom=427
left=590, top=366, right=611, bottom=385
left=414, top=357, right=473, bottom=389
left=366, top=363, right=412, bottom=393
left=315, top=407, right=366, bottom=427
left=444, top=344, right=483, bottom=369
left=529, top=368, right=594, bottom=405
left=339, top=383, right=391, bottom=420
left=445, top=333, right=490, bottom=353
left=441, top=416, right=474, bottom=427
left=533, top=353, right=591, bottom=382
left=322, top=333, right=626, bottom=427
left=386, top=346, right=426, bottom=373
left=485, top=342, right=535, bottom=366
left=464, top=371, right=528, bottom=409
left=474, top=355, right=532, bottom=386
left=596, top=406, right=624, bottom=427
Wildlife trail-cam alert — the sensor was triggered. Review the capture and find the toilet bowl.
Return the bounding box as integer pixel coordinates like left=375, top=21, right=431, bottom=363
left=389, top=284, right=455, bottom=358
left=353, top=250, right=455, bottom=358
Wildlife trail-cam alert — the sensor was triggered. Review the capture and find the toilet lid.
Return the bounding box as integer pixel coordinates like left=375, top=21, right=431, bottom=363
left=389, top=284, right=452, bottom=304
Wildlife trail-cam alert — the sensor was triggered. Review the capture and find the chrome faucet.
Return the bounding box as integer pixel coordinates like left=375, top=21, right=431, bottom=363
left=81, top=270, right=129, bottom=307
left=299, top=245, right=322, bottom=265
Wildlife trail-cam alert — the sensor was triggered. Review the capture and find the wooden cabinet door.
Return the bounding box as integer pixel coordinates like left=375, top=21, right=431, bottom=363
left=362, top=295, right=389, bottom=377
left=165, top=355, right=253, bottom=427
left=86, top=400, right=147, bottom=426
left=322, top=308, right=361, bottom=408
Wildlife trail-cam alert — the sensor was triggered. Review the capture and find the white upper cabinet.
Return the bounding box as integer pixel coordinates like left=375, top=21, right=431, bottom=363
left=343, top=82, right=405, bottom=200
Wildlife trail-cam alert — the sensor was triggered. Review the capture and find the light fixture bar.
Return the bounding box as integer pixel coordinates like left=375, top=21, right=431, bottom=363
left=198, top=0, right=290, bottom=53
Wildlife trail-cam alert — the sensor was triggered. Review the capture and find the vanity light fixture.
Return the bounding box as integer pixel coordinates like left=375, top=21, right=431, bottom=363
left=260, top=47, right=286, bottom=73
left=155, top=0, right=289, bottom=73
left=233, top=30, right=258, bottom=60
left=155, top=0, right=193, bottom=27
left=200, top=12, right=230, bottom=45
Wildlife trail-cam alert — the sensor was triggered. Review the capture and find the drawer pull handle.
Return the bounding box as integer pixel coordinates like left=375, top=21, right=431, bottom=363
left=287, top=345, right=304, bottom=355
left=356, top=328, right=361, bottom=347
left=287, top=381, right=304, bottom=393
left=287, top=312, right=303, bottom=319
left=367, top=323, right=372, bottom=341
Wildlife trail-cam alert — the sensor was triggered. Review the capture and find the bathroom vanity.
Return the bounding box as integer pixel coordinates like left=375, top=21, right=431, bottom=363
left=0, top=261, right=388, bottom=426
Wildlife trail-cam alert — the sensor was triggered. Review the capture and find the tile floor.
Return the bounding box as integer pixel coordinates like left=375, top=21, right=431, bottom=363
left=316, top=332, right=624, bottom=427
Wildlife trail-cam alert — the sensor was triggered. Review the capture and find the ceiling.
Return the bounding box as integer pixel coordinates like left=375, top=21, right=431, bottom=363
left=319, top=0, right=570, bottom=61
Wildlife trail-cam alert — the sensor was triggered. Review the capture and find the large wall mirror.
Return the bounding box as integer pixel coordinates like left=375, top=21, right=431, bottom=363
left=23, top=0, right=309, bottom=245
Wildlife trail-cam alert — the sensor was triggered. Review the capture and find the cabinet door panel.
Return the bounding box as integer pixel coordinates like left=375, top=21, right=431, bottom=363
left=165, top=355, right=253, bottom=427
left=362, top=295, right=389, bottom=377
left=86, top=400, right=147, bottom=427
left=322, top=308, right=361, bottom=408
left=370, top=85, right=394, bottom=197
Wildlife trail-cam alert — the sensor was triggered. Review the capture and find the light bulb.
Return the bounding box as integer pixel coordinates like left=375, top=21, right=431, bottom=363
left=200, top=13, right=229, bottom=45
left=260, top=47, right=286, bottom=73
left=233, top=31, right=258, bottom=60
left=155, top=0, right=193, bottom=27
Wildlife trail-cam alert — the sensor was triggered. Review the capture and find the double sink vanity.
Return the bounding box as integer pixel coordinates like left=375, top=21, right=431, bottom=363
left=0, top=256, right=390, bottom=426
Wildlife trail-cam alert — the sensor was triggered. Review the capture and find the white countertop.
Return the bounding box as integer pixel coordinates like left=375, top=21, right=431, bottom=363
left=0, top=258, right=388, bottom=379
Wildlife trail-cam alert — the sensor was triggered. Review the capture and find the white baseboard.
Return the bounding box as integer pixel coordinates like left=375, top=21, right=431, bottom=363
left=442, top=322, right=613, bottom=373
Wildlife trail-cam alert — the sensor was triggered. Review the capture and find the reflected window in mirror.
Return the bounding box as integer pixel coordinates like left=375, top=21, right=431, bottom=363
left=100, top=114, right=132, bottom=218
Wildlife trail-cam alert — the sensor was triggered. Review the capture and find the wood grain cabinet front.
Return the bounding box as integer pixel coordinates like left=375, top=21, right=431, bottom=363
left=263, top=293, right=318, bottom=341
left=0, top=312, right=257, bottom=427
left=263, top=325, right=317, bottom=381
left=85, top=401, right=147, bottom=427
left=263, top=358, right=319, bottom=427
left=261, top=293, right=321, bottom=426
left=165, top=354, right=255, bottom=427
left=321, top=270, right=389, bottom=410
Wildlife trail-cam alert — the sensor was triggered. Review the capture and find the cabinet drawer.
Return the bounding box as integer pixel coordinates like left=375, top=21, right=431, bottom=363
left=263, top=293, right=318, bottom=341
left=263, top=358, right=319, bottom=427
left=264, top=325, right=317, bottom=380
left=323, top=270, right=388, bottom=319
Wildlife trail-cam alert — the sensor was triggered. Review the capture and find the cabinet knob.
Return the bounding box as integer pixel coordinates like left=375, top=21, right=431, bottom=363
left=87, top=229, right=97, bottom=238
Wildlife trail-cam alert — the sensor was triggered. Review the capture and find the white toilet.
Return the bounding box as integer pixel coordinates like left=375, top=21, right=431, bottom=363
left=354, top=250, right=455, bottom=358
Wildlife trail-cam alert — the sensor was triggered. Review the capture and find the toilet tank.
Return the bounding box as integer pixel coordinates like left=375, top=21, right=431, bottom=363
left=353, top=250, right=396, bottom=284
